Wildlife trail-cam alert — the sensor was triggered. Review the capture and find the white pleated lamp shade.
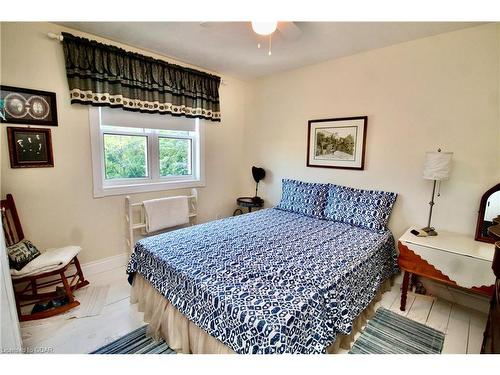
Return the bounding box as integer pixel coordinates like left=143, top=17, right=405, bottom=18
left=423, top=151, right=453, bottom=180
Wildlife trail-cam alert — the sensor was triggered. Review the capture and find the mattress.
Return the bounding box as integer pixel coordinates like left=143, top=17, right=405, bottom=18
left=127, top=208, right=398, bottom=354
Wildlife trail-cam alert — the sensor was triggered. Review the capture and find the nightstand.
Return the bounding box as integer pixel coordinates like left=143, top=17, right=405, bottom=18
left=232, top=197, right=264, bottom=216
left=398, top=227, right=496, bottom=311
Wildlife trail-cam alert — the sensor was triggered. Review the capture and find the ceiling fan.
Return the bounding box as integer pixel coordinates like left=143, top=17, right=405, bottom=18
left=199, top=21, right=303, bottom=55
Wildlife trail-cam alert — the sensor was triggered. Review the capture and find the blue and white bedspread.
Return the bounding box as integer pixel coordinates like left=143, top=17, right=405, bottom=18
left=126, top=208, right=398, bottom=354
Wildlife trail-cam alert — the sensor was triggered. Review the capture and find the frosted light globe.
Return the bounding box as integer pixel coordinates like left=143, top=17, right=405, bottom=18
left=251, top=22, right=278, bottom=36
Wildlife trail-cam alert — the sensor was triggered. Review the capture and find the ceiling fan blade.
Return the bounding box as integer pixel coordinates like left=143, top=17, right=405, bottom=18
left=277, top=22, right=302, bottom=40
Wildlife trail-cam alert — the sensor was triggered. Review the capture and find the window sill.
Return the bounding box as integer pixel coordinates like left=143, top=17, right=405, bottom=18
left=94, top=179, right=205, bottom=198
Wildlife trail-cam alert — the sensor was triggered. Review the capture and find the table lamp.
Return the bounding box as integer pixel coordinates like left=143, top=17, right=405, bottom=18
left=421, top=149, right=453, bottom=236
left=251, top=166, right=266, bottom=204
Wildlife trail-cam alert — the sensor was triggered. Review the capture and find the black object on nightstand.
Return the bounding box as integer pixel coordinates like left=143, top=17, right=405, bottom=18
left=233, top=166, right=266, bottom=216
left=232, top=197, right=264, bottom=216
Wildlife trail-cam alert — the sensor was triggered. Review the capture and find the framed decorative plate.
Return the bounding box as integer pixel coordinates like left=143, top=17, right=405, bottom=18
left=0, top=86, right=58, bottom=126
left=307, top=116, right=367, bottom=170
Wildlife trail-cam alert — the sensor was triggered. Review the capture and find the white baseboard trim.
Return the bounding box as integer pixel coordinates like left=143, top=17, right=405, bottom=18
left=80, top=253, right=129, bottom=277
left=14, top=253, right=130, bottom=301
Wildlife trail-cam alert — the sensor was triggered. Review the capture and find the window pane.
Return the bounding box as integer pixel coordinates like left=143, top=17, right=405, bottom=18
left=157, top=129, right=191, bottom=136
left=101, top=125, right=145, bottom=134
left=103, top=134, right=148, bottom=179
left=159, top=137, right=191, bottom=177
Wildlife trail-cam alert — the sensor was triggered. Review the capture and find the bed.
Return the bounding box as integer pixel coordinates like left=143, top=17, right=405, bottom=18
left=127, top=204, right=398, bottom=354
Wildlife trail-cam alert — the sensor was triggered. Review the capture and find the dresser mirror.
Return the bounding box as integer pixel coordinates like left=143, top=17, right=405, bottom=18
left=475, top=183, right=500, bottom=243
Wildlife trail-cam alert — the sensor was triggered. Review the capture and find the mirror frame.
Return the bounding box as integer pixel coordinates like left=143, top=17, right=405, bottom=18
left=475, top=183, right=500, bottom=243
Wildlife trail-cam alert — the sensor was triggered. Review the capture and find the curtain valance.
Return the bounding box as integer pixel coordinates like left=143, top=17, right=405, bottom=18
left=61, top=32, right=221, bottom=122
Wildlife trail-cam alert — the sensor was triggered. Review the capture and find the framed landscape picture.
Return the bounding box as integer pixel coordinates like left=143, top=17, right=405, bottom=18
left=7, top=127, right=54, bottom=168
left=307, top=116, right=367, bottom=170
left=0, top=85, right=58, bottom=126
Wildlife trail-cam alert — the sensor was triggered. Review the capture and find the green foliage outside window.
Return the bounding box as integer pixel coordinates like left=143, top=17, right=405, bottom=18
left=104, top=134, right=147, bottom=179
left=159, top=137, right=191, bottom=176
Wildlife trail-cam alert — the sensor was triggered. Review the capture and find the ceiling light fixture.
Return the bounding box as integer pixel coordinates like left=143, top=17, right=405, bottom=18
left=251, top=22, right=277, bottom=56
left=251, top=22, right=277, bottom=36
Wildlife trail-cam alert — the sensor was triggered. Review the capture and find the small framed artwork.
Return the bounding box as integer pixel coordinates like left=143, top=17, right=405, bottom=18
left=7, top=127, right=54, bottom=168
left=307, top=116, right=367, bottom=170
left=0, top=85, right=58, bottom=126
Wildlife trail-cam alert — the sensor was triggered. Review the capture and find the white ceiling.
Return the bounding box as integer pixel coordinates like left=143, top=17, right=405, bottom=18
left=57, top=22, right=482, bottom=80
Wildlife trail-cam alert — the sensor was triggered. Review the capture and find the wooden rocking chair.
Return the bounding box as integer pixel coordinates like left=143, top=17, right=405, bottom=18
left=1, top=194, right=89, bottom=321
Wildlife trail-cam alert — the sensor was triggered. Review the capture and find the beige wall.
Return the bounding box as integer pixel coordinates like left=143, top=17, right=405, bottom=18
left=0, top=22, right=248, bottom=263
left=243, top=23, right=500, bottom=239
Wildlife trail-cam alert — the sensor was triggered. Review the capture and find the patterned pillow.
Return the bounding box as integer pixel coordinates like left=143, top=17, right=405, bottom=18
left=324, top=185, right=397, bottom=232
left=7, top=239, right=41, bottom=271
left=276, top=179, right=329, bottom=219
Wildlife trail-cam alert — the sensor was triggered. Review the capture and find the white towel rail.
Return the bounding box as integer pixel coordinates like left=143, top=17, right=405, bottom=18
left=125, top=189, right=198, bottom=254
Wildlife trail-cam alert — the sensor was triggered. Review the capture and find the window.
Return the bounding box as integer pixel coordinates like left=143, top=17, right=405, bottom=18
left=89, top=108, right=204, bottom=197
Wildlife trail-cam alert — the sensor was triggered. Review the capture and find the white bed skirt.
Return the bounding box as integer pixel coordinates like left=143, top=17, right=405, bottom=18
left=130, top=274, right=394, bottom=354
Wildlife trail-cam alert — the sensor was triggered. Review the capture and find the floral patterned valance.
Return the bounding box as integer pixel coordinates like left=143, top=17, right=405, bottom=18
left=61, top=32, right=221, bottom=122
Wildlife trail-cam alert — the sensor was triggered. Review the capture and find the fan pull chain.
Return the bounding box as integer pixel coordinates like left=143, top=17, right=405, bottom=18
left=268, top=35, right=272, bottom=56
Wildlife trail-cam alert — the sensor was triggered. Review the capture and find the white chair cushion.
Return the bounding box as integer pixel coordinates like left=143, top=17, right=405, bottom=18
left=11, top=246, right=81, bottom=279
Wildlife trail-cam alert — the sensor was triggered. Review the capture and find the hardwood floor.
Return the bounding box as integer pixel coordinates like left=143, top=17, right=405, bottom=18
left=20, top=266, right=145, bottom=354
left=381, top=287, right=487, bottom=354
left=20, top=267, right=487, bottom=354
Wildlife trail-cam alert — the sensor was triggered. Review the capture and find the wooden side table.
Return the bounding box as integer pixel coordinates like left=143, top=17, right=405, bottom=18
left=232, top=197, right=264, bottom=216
left=398, top=227, right=495, bottom=311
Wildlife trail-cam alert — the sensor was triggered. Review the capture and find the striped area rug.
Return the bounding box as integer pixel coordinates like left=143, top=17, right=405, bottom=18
left=91, top=325, right=175, bottom=354
left=349, top=307, right=445, bottom=354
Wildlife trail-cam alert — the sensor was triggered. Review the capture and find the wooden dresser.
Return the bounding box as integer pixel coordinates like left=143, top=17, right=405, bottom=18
left=398, top=228, right=495, bottom=312
left=481, top=225, right=500, bottom=354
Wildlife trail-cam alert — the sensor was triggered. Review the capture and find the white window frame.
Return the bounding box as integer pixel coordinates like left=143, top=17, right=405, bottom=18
left=89, top=107, right=205, bottom=198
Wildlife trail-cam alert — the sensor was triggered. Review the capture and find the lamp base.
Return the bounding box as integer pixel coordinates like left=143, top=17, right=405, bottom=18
left=421, top=226, right=438, bottom=236
left=252, top=196, right=264, bottom=204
